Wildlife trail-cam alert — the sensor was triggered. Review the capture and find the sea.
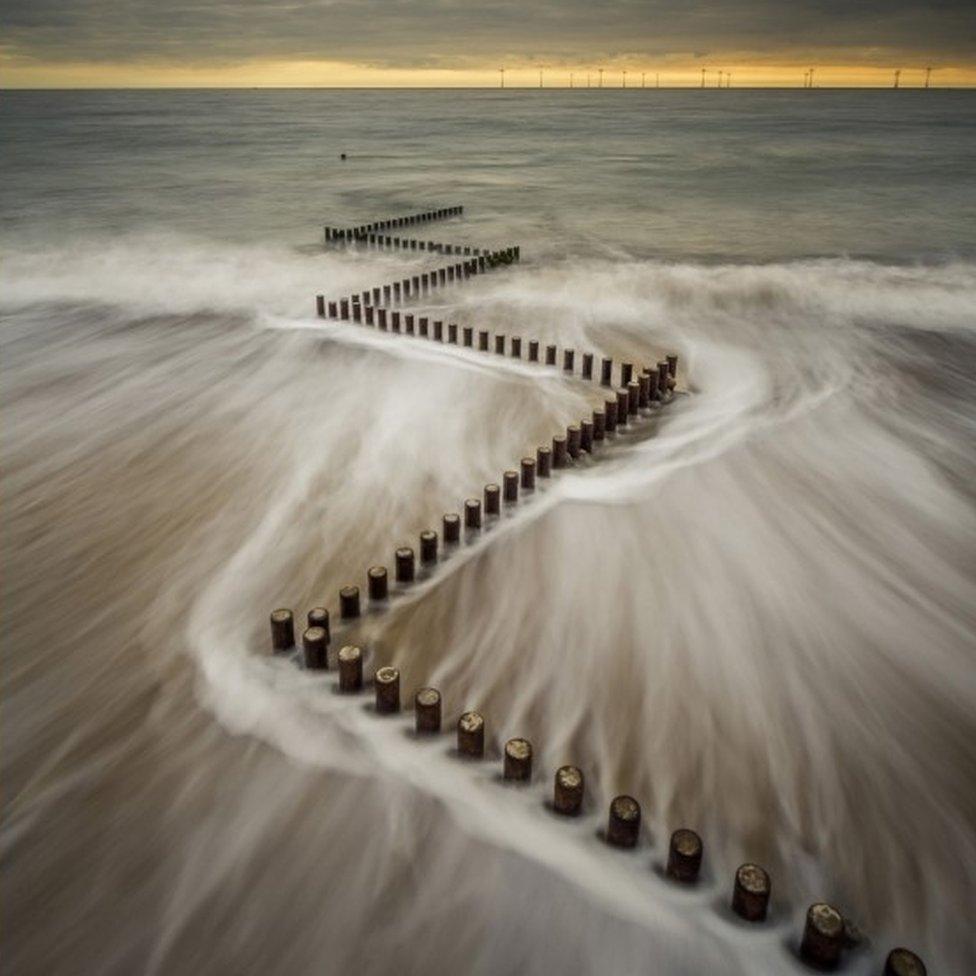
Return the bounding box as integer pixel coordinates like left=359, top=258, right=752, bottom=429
left=2, top=88, right=976, bottom=975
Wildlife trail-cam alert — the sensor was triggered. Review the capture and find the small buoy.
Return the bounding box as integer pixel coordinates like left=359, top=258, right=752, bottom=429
left=340, top=152, right=347, bottom=160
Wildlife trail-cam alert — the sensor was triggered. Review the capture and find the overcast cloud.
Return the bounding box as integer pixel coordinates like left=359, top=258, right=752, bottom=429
left=3, top=0, right=974, bottom=67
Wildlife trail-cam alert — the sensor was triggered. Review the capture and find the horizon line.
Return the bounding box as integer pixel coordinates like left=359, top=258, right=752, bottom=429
left=4, top=84, right=975, bottom=91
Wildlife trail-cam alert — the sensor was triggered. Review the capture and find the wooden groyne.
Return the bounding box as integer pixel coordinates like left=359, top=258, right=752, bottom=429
left=271, top=206, right=927, bottom=976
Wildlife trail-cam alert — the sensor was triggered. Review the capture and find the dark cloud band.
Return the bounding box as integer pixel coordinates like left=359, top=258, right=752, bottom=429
left=3, top=0, right=974, bottom=66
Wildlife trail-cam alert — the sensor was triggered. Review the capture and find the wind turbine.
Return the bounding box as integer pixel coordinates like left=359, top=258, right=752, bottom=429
left=727, top=72, right=732, bottom=88
left=641, top=72, right=646, bottom=88
left=809, top=67, right=815, bottom=88
left=893, top=69, right=901, bottom=89
left=717, top=70, right=723, bottom=87
left=598, top=68, right=604, bottom=88
left=701, top=67, right=706, bottom=88
left=623, top=69, right=627, bottom=88
left=924, top=66, right=932, bottom=89
left=570, top=72, right=574, bottom=88
left=499, top=67, right=505, bottom=89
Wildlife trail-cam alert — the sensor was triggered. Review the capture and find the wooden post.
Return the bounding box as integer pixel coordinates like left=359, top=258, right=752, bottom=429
left=606, top=795, right=641, bottom=847
left=464, top=498, right=482, bottom=530
left=367, top=566, right=388, bottom=602
left=592, top=410, right=606, bottom=440
left=567, top=425, right=582, bottom=459
left=520, top=457, right=536, bottom=489
left=638, top=373, right=650, bottom=408
left=338, top=645, right=363, bottom=692
left=537, top=445, right=552, bottom=477
left=395, top=547, right=415, bottom=583
left=457, top=711, right=485, bottom=757
left=420, top=530, right=438, bottom=564
left=732, top=864, right=771, bottom=922
left=415, top=687, right=442, bottom=733
left=375, top=666, right=400, bottom=713
left=503, top=470, right=519, bottom=502
left=627, top=379, right=640, bottom=415
left=666, top=829, right=703, bottom=883
left=443, top=513, right=461, bottom=544
left=504, top=738, right=532, bottom=781
left=616, top=388, right=630, bottom=423
left=484, top=483, right=501, bottom=515
left=270, top=609, right=295, bottom=652
left=553, top=766, right=584, bottom=815
left=883, top=949, right=927, bottom=976
left=339, top=585, right=361, bottom=620
left=552, top=434, right=568, bottom=469
left=302, top=626, right=328, bottom=670
left=580, top=419, right=593, bottom=453
left=799, top=903, right=844, bottom=969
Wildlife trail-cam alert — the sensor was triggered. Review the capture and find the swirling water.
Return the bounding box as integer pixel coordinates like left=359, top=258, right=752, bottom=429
left=2, top=89, right=976, bottom=975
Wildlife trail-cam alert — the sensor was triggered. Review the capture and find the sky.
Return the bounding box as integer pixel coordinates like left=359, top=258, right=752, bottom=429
left=2, top=0, right=975, bottom=88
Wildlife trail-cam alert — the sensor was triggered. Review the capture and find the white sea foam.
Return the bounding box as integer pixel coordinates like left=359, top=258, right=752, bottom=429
left=4, top=233, right=976, bottom=974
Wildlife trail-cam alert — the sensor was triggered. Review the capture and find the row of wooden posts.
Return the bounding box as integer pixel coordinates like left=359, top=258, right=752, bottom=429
left=315, top=246, right=519, bottom=324
left=290, top=209, right=928, bottom=976
left=324, top=204, right=463, bottom=244
left=270, top=602, right=923, bottom=975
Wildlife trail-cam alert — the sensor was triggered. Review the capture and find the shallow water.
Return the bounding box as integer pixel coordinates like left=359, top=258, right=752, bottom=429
left=2, top=90, right=976, bottom=975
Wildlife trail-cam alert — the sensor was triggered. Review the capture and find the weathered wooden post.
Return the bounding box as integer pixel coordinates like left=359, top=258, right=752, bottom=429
left=270, top=609, right=295, bottom=652
left=367, top=566, right=388, bottom=602
left=606, top=795, right=641, bottom=847
left=553, top=766, right=584, bottom=815
left=415, top=687, right=442, bottom=733
left=302, top=626, right=328, bottom=670
left=504, top=738, right=532, bottom=781
left=395, top=547, right=415, bottom=583
left=883, top=949, right=927, bottom=976
left=457, top=711, right=485, bottom=757
left=799, top=903, right=844, bottom=969
left=443, top=513, right=461, bottom=544
left=503, top=470, right=519, bottom=502
left=338, top=645, right=363, bottom=692
left=339, top=585, right=361, bottom=620
left=732, top=864, right=771, bottom=922
left=484, top=483, right=501, bottom=516
left=537, top=445, right=552, bottom=477
left=375, top=666, right=400, bottom=713
left=420, top=529, right=438, bottom=564
left=666, top=829, right=703, bottom=883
